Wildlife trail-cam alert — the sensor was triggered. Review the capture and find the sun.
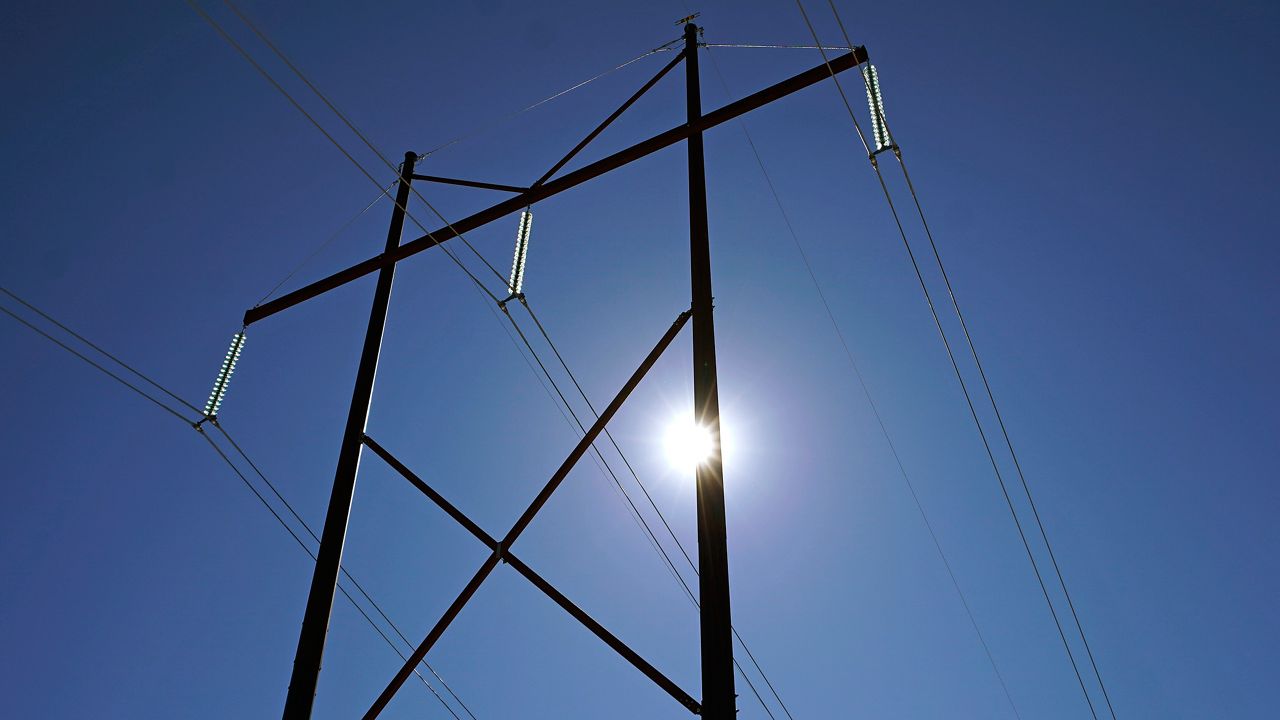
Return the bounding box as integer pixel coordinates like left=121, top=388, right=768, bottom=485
left=663, top=416, right=715, bottom=469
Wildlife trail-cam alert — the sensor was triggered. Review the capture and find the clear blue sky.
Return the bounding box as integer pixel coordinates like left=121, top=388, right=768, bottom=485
left=2, top=1, right=1277, bottom=718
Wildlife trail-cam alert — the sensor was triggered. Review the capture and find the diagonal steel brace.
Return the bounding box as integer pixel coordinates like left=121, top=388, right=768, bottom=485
left=362, top=434, right=700, bottom=714
left=362, top=310, right=692, bottom=719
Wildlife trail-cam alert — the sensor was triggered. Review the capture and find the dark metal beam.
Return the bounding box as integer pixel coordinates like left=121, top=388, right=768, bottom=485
left=361, top=434, right=701, bottom=714
left=684, top=23, right=736, bottom=720
left=280, top=152, right=418, bottom=720
left=363, top=310, right=692, bottom=719
left=410, top=174, right=529, bottom=194
left=243, top=47, right=866, bottom=327
left=531, top=49, right=685, bottom=188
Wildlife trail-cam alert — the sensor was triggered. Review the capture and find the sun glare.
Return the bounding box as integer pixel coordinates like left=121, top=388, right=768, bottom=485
left=664, top=417, right=715, bottom=469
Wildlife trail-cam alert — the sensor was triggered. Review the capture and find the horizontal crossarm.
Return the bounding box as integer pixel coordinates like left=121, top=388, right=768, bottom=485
left=362, top=434, right=701, bottom=714
left=244, top=47, right=866, bottom=326
left=411, top=174, right=529, bottom=194
left=363, top=310, right=692, bottom=719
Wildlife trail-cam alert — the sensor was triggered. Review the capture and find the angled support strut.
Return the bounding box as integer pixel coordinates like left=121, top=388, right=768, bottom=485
left=532, top=48, right=686, bottom=188
left=411, top=174, right=529, bottom=194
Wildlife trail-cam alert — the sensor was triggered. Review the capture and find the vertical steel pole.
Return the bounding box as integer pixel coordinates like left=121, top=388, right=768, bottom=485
left=684, top=22, right=736, bottom=719
left=282, top=151, right=418, bottom=719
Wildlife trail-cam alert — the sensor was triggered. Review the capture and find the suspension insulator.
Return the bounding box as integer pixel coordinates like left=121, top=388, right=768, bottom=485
left=508, top=209, right=533, bottom=296
left=862, top=64, right=892, bottom=152
left=204, top=331, right=246, bottom=417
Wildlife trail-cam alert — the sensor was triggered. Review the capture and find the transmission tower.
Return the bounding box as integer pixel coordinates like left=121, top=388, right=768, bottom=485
left=241, top=24, right=868, bottom=719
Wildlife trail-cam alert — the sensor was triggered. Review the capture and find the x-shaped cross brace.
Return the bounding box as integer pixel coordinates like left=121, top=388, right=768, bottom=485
left=361, top=310, right=696, bottom=718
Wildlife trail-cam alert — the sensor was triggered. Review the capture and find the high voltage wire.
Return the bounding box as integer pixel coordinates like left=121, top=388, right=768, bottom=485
left=520, top=297, right=701, bottom=579
left=0, top=288, right=474, bottom=718
left=210, top=421, right=481, bottom=720
left=699, top=35, right=1018, bottom=720
left=187, top=0, right=504, bottom=306
left=821, top=3, right=1120, bottom=716
left=794, top=1, right=1119, bottom=717
left=474, top=284, right=680, bottom=579
left=256, top=179, right=398, bottom=307
left=500, top=295, right=780, bottom=718
left=220, top=0, right=512, bottom=293
left=497, top=300, right=700, bottom=606
left=197, top=427, right=468, bottom=720
left=512, top=297, right=786, bottom=720
left=790, top=1, right=1104, bottom=716
left=419, top=37, right=684, bottom=159
left=0, top=303, right=196, bottom=424
left=1, top=287, right=202, bottom=418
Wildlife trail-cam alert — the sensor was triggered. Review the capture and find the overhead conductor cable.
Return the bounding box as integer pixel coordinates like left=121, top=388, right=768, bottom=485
left=204, top=330, right=246, bottom=417
left=508, top=209, right=533, bottom=297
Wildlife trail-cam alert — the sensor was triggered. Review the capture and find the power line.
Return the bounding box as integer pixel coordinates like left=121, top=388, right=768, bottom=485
left=187, top=0, right=504, bottom=306
left=791, top=2, right=1102, bottom=717
left=821, top=4, right=1119, bottom=716
left=496, top=302, right=703, bottom=606
left=0, top=299, right=196, bottom=424
left=197, top=427, right=466, bottom=720
left=221, top=0, right=511, bottom=291
left=0, top=290, right=473, bottom=718
left=211, top=421, right=480, bottom=720
left=255, top=179, right=398, bottom=307
left=509, top=298, right=783, bottom=720
left=420, top=37, right=683, bottom=158
left=2, top=286, right=203, bottom=417
left=699, top=35, right=1019, bottom=719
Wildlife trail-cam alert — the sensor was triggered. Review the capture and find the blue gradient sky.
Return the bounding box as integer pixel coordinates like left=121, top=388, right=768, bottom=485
left=2, top=1, right=1278, bottom=718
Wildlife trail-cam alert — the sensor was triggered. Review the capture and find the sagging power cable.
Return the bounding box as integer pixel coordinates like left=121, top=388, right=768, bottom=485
left=822, top=3, right=1119, bottom=717
left=211, top=421, right=479, bottom=720
left=198, top=428, right=467, bottom=720
left=256, top=179, right=398, bottom=307
left=2, top=286, right=202, bottom=418
left=700, top=35, right=1017, bottom=719
left=0, top=288, right=473, bottom=719
left=188, top=0, right=504, bottom=307
left=508, top=305, right=778, bottom=719
left=221, top=0, right=512, bottom=292
left=508, top=296, right=783, bottom=720
left=419, top=36, right=684, bottom=159
left=486, top=215, right=779, bottom=716
left=793, top=1, right=1108, bottom=717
